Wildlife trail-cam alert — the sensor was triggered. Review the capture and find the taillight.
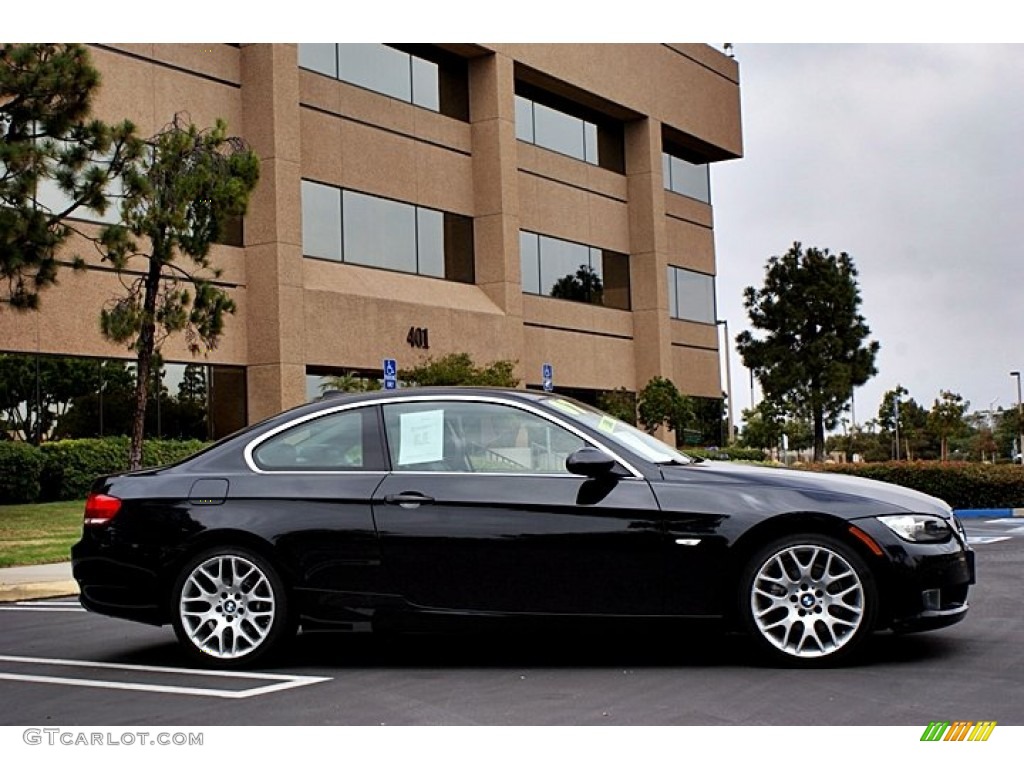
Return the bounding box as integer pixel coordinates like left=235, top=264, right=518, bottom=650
left=84, top=493, right=122, bottom=526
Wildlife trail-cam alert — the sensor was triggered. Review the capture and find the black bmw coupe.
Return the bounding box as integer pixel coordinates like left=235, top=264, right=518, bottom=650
left=72, top=387, right=975, bottom=668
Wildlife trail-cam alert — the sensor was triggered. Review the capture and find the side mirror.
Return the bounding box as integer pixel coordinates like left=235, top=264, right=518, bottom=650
left=566, top=447, right=616, bottom=478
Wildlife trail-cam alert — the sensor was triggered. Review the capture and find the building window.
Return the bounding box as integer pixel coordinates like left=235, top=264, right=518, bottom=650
left=514, top=91, right=624, bottom=172
left=667, top=266, right=716, bottom=324
left=662, top=151, right=710, bottom=203
left=0, top=352, right=246, bottom=443
left=301, top=180, right=474, bottom=283
left=298, top=44, right=468, bottom=120
left=520, top=231, right=630, bottom=310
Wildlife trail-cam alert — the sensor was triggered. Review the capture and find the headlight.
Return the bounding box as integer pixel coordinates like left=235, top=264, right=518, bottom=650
left=877, top=514, right=952, bottom=543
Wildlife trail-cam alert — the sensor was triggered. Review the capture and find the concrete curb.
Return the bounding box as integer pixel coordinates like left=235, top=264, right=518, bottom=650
left=0, top=581, right=79, bottom=603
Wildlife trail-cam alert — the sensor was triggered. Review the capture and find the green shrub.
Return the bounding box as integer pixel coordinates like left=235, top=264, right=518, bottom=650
left=688, top=446, right=767, bottom=462
left=0, top=442, right=45, bottom=504
left=39, top=437, right=207, bottom=501
left=812, top=461, right=1024, bottom=509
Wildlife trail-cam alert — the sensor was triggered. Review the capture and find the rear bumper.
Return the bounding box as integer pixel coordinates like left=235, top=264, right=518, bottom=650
left=71, top=541, right=168, bottom=626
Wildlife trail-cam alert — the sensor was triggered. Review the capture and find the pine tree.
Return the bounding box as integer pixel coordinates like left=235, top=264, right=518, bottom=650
left=98, top=114, right=259, bottom=470
left=736, top=242, right=880, bottom=461
left=1, top=43, right=140, bottom=309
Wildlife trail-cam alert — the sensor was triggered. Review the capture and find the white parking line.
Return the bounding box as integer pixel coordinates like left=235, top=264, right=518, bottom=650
left=0, top=654, right=331, bottom=699
left=0, top=604, right=85, bottom=612
left=968, top=536, right=1011, bottom=545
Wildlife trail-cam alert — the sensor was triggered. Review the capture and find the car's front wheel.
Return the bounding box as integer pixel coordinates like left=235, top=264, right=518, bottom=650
left=171, top=547, right=294, bottom=668
left=740, top=534, right=877, bottom=665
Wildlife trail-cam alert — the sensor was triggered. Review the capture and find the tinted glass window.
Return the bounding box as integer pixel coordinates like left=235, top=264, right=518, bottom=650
left=301, top=180, right=474, bottom=283
left=299, top=44, right=463, bottom=117
left=514, top=93, right=622, bottom=172
left=383, top=401, right=587, bottom=474
left=416, top=207, right=445, bottom=278
left=301, top=180, right=342, bottom=261
left=253, top=408, right=381, bottom=471
left=521, top=231, right=630, bottom=310
left=343, top=190, right=417, bottom=273
left=298, top=44, right=337, bottom=78
left=663, top=152, right=710, bottom=203
left=514, top=95, right=534, bottom=143
left=669, top=266, right=716, bottom=324
left=338, top=44, right=412, bottom=102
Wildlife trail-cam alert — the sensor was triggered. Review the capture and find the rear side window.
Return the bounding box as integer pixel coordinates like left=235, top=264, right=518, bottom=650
left=253, top=407, right=384, bottom=471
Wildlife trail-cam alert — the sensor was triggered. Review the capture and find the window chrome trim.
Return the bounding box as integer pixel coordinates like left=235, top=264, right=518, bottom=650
left=243, top=394, right=645, bottom=479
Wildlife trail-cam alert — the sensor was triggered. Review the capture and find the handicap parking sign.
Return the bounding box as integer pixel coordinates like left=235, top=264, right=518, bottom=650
left=383, top=358, right=397, bottom=379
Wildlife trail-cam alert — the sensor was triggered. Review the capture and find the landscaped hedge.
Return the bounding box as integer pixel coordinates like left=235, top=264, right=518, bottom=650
left=688, top=446, right=768, bottom=463
left=0, top=437, right=207, bottom=504
left=0, top=442, right=46, bottom=504
left=812, top=461, right=1024, bottom=510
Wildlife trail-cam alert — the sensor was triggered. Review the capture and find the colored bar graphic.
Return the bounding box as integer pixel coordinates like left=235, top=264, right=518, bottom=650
left=920, top=720, right=996, bottom=742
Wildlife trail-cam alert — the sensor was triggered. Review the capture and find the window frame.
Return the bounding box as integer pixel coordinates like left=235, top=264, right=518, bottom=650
left=243, top=395, right=644, bottom=478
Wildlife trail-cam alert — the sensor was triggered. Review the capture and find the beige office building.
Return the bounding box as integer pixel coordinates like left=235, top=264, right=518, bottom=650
left=0, top=43, right=742, bottom=439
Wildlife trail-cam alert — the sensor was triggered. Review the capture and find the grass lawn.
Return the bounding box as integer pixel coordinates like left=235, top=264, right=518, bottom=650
left=0, top=500, right=84, bottom=568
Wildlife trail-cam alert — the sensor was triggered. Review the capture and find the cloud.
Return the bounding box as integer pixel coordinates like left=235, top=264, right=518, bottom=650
left=714, top=44, right=1024, bottom=426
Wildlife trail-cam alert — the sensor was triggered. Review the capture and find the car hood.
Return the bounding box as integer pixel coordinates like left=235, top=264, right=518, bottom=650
left=658, top=461, right=952, bottom=518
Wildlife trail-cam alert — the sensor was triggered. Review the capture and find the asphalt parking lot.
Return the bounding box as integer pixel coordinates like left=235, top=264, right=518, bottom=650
left=1, top=518, right=1022, bottom=727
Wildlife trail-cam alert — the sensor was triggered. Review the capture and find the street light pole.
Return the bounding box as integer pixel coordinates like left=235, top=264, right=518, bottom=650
left=716, top=319, right=735, bottom=444
left=1012, top=371, right=1022, bottom=463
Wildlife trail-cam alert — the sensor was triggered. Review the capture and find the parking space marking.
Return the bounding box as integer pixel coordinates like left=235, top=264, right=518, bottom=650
left=0, top=602, right=85, bottom=613
left=0, top=655, right=331, bottom=699
left=968, top=536, right=1011, bottom=545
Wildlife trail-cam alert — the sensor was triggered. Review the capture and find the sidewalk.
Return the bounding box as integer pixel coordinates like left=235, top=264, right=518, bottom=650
left=0, top=562, right=78, bottom=603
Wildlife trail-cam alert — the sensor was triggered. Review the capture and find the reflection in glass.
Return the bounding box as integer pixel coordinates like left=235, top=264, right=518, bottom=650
left=0, top=353, right=244, bottom=443
left=301, top=180, right=342, bottom=261
left=521, top=231, right=629, bottom=310
left=343, top=190, right=417, bottom=273
left=539, top=235, right=590, bottom=296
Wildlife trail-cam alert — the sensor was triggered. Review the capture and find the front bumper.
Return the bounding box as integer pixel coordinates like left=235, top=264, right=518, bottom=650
left=852, top=517, right=975, bottom=632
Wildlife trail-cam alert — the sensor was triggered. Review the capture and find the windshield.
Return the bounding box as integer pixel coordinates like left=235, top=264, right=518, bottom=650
left=540, top=396, right=694, bottom=465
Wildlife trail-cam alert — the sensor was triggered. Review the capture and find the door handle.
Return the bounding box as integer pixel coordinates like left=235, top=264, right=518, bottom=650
left=384, top=492, right=435, bottom=508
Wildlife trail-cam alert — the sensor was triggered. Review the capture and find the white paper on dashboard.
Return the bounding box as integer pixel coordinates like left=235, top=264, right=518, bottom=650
left=398, top=409, right=445, bottom=465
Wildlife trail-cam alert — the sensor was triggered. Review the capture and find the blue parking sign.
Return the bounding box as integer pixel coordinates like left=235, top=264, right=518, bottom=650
left=542, top=363, right=553, bottom=380
left=383, top=358, right=397, bottom=379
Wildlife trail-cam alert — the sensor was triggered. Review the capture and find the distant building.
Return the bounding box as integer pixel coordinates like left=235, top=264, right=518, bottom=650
left=0, top=43, right=742, bottom=440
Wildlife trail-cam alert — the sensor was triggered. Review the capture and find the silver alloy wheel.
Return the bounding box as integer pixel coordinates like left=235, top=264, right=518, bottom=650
left=178, top=553, right=277, bottom=660
left=750, top=543, right=865, bottom=659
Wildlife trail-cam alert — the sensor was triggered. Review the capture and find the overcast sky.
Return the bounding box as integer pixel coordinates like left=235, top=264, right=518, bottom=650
left=712, top=43, right=1024, bottom=430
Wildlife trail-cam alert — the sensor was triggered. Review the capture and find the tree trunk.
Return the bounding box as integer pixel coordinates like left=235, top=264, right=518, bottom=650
left=813, top=409, right=825, bottom=462
left=128, top=252, right=164, bottom=471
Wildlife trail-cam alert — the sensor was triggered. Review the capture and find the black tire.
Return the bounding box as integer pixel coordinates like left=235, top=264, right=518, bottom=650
left=170, top=546, right=295, bottom=668
left=739, top=534, right=878, bottom=666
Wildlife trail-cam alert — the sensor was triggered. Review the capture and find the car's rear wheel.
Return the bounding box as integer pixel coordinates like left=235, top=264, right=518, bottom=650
left=740, top=534, right=877, bottom=665
left=171, top=547, right=294, bottom=668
